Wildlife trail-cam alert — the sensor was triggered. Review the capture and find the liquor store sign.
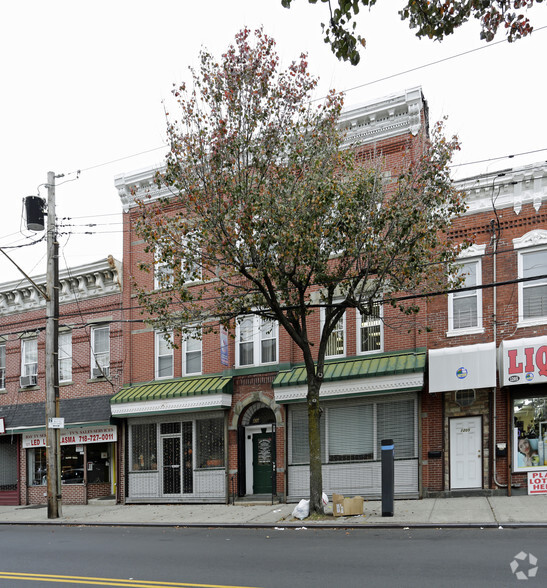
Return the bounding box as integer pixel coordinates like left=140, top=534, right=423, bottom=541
left=22, top=425, right=117, bottom=448
left=500, top=337, right=547, bottom=387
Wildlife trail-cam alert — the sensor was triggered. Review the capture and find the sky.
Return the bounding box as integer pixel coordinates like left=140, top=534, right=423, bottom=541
left=1, top=0, right=546, bottom=284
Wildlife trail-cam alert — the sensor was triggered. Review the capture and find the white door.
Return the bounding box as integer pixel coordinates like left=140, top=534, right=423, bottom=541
left=450, top=416, right=482, bottom=489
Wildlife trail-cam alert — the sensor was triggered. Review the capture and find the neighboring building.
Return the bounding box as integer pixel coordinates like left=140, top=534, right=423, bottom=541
left=113, top=88, right=430, bottom=503
left=423, top=162, right=547, bottom=496
left=0, top=257, right=123, bottom=505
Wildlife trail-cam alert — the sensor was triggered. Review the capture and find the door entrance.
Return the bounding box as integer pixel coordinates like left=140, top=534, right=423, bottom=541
left=162, top=437, right=181, bottom=494
left=0, top=436, right=18, bottom=505
left=450, top=416, right=482, bottom=489
left=252, top=432, right=273, bottom=494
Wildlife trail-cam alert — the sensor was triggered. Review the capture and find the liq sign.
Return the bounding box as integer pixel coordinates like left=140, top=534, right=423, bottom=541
left=528, top=471, right=547, bottom=495
left=500, top=337, right=547, bottom=387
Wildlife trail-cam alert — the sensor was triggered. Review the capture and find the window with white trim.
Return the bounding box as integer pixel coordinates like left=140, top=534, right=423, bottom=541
left=155, top=331, right=174, bottom=379
left=183, top=327, right=202, bottom=375
left=21, top=338, right=38, bottom=378
left=358, top=302, right=383, bottom=354
left=59, top=331, right=72, bottom=383
left=154, top=244, right=174, bottom=290
left=448, top=255, right=484, bottom=335
left=0, top=343, right=5, bottom=390
left=236, top=315, right=278, bottom=367
left=91, top=325, right=110, bottom=378
left=322, top=306, right=345, bottom=359
left=519, top=248, right=547, bottom=323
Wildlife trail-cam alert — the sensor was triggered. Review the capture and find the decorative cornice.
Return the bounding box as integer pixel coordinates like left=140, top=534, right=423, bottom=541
left=110, top=393, right=232, bottom=416
left=0, top=256, right=122, bottom=316
left=513, top=229, right=547, bottom=250
left=115, top=87, right=426, bottom=211
left=456, top=162, right=547, bottom=216
left=274, top=372, right=424, bottom=403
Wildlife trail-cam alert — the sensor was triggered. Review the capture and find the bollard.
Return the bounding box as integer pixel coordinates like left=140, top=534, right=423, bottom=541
left=381, top=438, right=394, bottom=517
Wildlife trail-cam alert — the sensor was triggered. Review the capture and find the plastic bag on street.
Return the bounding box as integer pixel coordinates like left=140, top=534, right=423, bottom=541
left=292, top=499, right=310, bottom=520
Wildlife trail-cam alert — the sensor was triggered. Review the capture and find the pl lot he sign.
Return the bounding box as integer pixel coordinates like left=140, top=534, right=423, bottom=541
left=528, top=471, right=547, bottom=495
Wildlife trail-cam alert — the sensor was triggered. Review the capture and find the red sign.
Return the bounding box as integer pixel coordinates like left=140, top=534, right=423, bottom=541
left=501, top=337, right=547, bottom=386
left=528, top=471, right=547, bottom=495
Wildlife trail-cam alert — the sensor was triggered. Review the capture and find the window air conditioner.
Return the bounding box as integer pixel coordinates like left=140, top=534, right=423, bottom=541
left=92, top=367, right=110, bottom=378
left=20, top=374, right=38, bottom=387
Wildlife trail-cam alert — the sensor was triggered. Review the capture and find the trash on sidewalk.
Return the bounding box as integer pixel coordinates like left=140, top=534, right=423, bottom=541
left=332, top=493, right=364, bottom=517
left=292, top=499, right=309, bottom=520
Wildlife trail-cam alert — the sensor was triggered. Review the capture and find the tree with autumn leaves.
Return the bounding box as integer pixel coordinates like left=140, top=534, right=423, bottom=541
left=134, top=28, right=467, bottom=514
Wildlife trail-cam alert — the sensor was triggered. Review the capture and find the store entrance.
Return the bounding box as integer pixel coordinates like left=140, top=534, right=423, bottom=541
left=0, top=436, right=18, bottom=505
left=161, top=422, right=193, bottom=495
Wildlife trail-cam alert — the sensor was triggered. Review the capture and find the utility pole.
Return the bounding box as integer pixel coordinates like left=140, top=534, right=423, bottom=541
left=45, top=171, right=62, bottom=519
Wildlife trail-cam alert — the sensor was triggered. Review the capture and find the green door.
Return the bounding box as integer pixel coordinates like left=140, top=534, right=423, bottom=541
left=252, top=432, right=273, bottom=494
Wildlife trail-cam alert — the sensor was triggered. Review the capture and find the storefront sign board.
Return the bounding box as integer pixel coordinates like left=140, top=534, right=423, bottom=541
left=528, top=471, right=547, bottom=495
left=22, top=425, right=117, bottom=448
left=500, top=337, right=547, bottom=387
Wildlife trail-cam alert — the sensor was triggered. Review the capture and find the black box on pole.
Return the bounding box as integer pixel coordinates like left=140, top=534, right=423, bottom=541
left=381, top=438, right=394, bottom=517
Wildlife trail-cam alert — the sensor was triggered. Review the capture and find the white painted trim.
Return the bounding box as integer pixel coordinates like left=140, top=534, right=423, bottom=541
left=110, top=393, right=232, bottom=416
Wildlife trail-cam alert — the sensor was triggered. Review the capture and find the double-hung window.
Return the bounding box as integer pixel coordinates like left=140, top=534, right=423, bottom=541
left=358, top=302, right=383, bottom=354
left=21, top=337, right=38, bottom=386
left=322, top=306, right=345, bottom=359
left=182, top=327, right=202, bottom=375
left=447, top=245, right=485, bottom=336
left=59, top=331, right=72, bottom=383
left=236, top=315, right=278, bottom=367
left=155, top=331, right=174, bottom=379
left=154, top=243, right=174, bottom=290
left=91, top=325, right=110, bottom=378
left=514, top=231, right=547, bottom=325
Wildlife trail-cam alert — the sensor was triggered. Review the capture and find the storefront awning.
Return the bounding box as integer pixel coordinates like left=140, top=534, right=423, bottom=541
left=273, top=349, right=425, bottom=403
left=428, top=342, right=496, bottom=393
left=110, top=376, right=233, bottom=417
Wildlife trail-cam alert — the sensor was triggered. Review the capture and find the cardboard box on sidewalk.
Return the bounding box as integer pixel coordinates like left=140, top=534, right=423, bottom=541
left=332, top=493, right=364, bottom=517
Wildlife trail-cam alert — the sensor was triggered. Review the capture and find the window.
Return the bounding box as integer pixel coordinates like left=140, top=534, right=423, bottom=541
left=519, top=248, right=547, bottom=323
left=28, top=445, right=85, bottom=486
left=154, top=244, right=174, bottom=290
left=21, top=337, right=38, bottom=382
left=154, top=235, right=201, bottom=289
left=91, top=325, right=110, bottom=378
left=448, top=257, right=483, bottom=335
left=358, top=302, right=383, bottom=354
left=183, top=327, right=202, bottom=375
left=155, top=331, right=174, bottom=379
left=322, top=309, right=345, bottom=358
left=236, top=315, right=278, bottom=367
left=196, top=418, right=224, bottom=468
left=513, top=396, right=547, bottom=471
left=328, top=405, right=373, bottom=461
left=59, top=332, right=72, bottom=383
left=131, top=423, right=157, bottom=471
left=0, top=343, right=5, bottom=390
left=290, top=409, right=326, bottom=464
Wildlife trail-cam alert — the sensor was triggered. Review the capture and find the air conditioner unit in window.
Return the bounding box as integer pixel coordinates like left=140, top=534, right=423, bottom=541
left=92, top=367, right=109, bottom=378
left=20, top=374, right=38, bottom=388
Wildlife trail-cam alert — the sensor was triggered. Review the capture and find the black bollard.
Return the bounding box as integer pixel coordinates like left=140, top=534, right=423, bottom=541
left=381, top=439, right=394, bottom=517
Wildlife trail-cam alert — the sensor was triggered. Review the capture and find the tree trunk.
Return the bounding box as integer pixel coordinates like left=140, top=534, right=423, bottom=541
left=307, top=377, right=323, bottom=514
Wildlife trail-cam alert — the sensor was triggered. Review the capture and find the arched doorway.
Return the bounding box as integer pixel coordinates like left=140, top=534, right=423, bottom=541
left=238, top=403, right=276, bottom=497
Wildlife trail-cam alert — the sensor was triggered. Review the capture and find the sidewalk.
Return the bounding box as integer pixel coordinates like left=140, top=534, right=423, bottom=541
left=1, top=495, right=546, bottom=528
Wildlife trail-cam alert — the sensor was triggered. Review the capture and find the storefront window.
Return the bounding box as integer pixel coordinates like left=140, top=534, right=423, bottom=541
left=514, top=397, right=547, bottom=471
left=131, top=423, right=157, bottom=471
left=28, top=445, right=85, bottom=485
left=87, top=443, right=111, bottom=483
left=196, top=418, right=224, bottom=468
left=29, top=447, right=47, bottom=486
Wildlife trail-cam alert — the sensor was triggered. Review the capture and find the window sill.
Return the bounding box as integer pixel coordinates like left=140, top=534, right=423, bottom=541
left=446, top=327, right=485, bottom=338
left=517, top=318, right=547, bottom=329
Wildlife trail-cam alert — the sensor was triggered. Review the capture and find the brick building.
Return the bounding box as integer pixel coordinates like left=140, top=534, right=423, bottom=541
left=0, top=257, right=123, bottom=505
left=423, top=162, right=547, bottom=496
left=112, top=87, right=431, bottom=503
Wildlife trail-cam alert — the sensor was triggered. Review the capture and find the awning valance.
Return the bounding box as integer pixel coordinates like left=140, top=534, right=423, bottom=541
left=110, top=376, right=233, bottom=417
left=428, top=342, right=496, bottom=393
left=273, top=350, right=425, bottom=403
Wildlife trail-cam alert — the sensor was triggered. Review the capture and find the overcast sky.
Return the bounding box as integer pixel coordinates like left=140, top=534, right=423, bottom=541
left=1, top=0, right=546, bottom=283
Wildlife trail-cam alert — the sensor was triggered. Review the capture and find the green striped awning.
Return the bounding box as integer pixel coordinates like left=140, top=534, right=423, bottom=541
left=273, top=349, right=426, bottom=388
left=111, top=376, right=233, bottom=405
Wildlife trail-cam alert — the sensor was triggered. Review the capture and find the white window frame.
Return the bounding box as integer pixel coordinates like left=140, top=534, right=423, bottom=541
left=447, top=244, right=485, bottom=337
left=90, top=325, right=110, bottom=378
left=182, top=326, right=202, bottom=376
left=154, top=244, right=174, bottom=290
left=21, top=337, right=38, bottom=377
left=357, top=302, right=383, bottom=354
left=514, top=230, right=547, bottom=327
left=0, top=342, right=5, bottom=390
left=236, top=315, right=278, bottom=368
left=155, top=331, right=174, bottom=380
left=59, top=331, right=72, bottom=383
left=321, top=306, right=346, bottom=359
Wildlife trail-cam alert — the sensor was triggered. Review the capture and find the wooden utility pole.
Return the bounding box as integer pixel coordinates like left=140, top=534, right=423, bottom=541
left=45, top=171, right=62, bottom=519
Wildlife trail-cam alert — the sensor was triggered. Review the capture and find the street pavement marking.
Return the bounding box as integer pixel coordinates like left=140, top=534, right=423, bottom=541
left=0, top=572, right=261, bottom=588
